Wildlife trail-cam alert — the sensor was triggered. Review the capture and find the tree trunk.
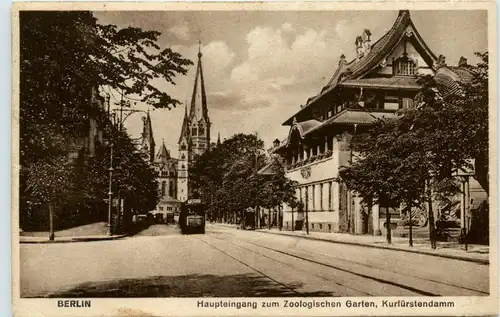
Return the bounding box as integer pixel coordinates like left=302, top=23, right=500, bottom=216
left=386, top=207, right=392, bottom=244
left=268, top=209, right=271, bottom=230
left=49, top=203, right=55, bottom=241
left=291, top=207, right=294, bottom=232
left=428, top=194, right=437, bottom=249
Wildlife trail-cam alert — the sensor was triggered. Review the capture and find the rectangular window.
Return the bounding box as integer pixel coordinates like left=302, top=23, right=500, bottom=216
left=320, top=184, right=323, bottom=211
left=328, top=182, right=332, bottom=210
left=311, top=185, right=315, bottom=210
left=400, top=97, right=414, bottom=109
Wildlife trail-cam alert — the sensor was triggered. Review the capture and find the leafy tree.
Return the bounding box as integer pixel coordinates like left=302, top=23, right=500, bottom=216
left=20, top=11, right=190, bottom=232
left=190, top=134, right=298, bottom=224
left=341, top=52, right=489, bottom=247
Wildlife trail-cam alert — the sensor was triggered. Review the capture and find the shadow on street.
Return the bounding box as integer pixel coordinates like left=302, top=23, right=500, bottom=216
left=35, top=273, right=334, bottom=297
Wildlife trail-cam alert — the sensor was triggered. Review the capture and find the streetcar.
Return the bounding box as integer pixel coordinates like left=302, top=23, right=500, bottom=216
left=179, top=199, right=206, bottom=234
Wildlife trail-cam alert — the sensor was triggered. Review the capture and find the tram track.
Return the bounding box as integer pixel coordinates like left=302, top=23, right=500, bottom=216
left=238, top=235, right=490, bottom=296
left=196, top=235, right=372, bottom=296
left=195, top=236, right=301, bottom=296
left=201, top=232, right=489, bottom=296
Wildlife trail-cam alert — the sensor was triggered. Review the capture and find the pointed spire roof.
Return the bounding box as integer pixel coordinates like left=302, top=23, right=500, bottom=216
left=155, top=139, right=170, bottom=163
left=142, top=110, right=155, bottom=147
left=189, top=41, right=208, bottom=122
left=178, top=102, right=190, bottom=144
left=217, top=132, right=221, bottom=146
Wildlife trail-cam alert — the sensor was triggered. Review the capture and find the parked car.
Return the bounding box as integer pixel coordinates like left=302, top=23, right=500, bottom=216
left=154, top=213, right=164, bottom=224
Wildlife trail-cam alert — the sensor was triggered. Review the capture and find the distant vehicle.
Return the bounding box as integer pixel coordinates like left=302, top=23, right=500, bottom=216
left=166, top=212, right=175, bottom=225
left=239, top=208, right=256, bottom=230
left=179, top=199, right=205, bottom=234
left=154, top=213, right=164, bottom=224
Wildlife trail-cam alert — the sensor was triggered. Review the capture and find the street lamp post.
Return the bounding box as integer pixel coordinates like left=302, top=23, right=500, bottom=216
left=107, top=143, right=114, bottom=236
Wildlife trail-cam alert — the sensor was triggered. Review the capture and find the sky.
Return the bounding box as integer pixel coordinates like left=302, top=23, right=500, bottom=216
left=93, top=10, right=488, bottom=159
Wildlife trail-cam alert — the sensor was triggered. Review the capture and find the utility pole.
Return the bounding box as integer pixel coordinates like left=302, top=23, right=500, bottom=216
left=107, top=143, right=114, bottom=236
left=254, top=132, right=259, bottom=229
left=305, top=190, right=309, bottom=234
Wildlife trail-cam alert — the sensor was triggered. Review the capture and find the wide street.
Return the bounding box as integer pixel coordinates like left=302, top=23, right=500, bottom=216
left=20, top=224, right=489, bottom=298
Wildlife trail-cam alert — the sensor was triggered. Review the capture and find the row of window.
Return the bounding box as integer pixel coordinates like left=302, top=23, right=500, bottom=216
left=296, top=181, right=334, bottom=212
left=285, top=135, right=335, bottom=169
left=159, top=171, right=177, bottom=177
left=159, top=206, right=177, bottom=211
left=161, top=181, right=176, bottom=197
left=191, top=125, right=206, bottom=136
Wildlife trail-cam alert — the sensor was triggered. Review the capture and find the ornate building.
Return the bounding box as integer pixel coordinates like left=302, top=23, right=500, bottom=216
left=177, top=45, right=211, bottom=202
left=273, top=10, right=485, bottom=235
left=137, top=44, right=212, bottom=214
left=153, top=140, right=181, bottom=218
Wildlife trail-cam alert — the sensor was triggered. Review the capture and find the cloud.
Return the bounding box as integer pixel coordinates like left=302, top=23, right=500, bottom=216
left=335, top=19, right=349, bottom=37
left=168, top=21, right=191, bottom=40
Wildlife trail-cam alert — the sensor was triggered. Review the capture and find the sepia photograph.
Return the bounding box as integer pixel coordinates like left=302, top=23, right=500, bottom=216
left=11, top=2, right=497, bottom=316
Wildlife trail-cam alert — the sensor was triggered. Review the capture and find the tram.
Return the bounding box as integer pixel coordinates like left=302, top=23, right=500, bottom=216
left=179, top=199, right=206, bottom=234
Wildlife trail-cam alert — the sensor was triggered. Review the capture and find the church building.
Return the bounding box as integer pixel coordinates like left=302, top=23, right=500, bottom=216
left=139, top=43, right=212, bottom=218
left=177, top=44, right=211, bottom=202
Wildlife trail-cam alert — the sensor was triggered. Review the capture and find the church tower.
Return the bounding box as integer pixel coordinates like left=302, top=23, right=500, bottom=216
left=140, top=110, right=155, bottom=164
left=177, top=42, right=211, bottom=202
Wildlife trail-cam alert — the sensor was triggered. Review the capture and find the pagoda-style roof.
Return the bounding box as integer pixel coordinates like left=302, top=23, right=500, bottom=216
left=338, top=76, right=421, bottom=91
left=283, top=10, right=438, bottom=126
left=433, top=66, right=475, bottom=98
left=314, top=108, right=399, bottom=131
left=279, top=109, right=399, bottom=149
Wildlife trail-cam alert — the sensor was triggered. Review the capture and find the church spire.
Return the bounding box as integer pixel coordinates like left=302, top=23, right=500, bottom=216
left=189, top=40, right=208, bottom=122
left=217, top=132, right=221, bottom=146
left=141, top=111, right=155, bottom=163
left=178, top=101, right=190, bottom=144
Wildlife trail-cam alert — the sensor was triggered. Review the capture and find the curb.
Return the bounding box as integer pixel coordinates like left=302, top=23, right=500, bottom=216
left=19, top=234, right=128, bottom=244
left=257, top=230, right=489, bottom=265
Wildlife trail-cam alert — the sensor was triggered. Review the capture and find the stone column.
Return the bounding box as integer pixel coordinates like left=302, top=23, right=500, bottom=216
left=324, top=135, right=329, bottom=152
left=332, top=180, right=340, bottom=230
left=308, top=186, right=314, bottom=211
left=372, top=203, right=381, bottom=235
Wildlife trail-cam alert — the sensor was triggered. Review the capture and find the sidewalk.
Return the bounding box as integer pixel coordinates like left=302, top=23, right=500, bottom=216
left=19, top=222, right=128, bottom=244
left=210, top=223, right=489, bottom=264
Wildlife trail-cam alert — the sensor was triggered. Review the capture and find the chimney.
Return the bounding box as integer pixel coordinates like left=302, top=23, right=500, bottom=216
left=362, top=29, right=372, bottom=54
left=339, top=54, right=346, bottom=65
left=458, top=56, right=468, bottom=67
left=437, top=54, right=447, bottom=68
left=355, top=36, right=363, bottom=59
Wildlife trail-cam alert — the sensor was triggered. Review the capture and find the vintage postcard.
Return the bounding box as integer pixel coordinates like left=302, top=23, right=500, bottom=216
left=11, top=1, right=498, bottom=316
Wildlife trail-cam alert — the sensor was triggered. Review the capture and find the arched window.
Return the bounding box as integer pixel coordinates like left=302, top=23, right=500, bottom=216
left=191, top=125, right=197, bottom=136
left=169, top=181, right=174, bottom=197
left=161, top=181, right=166, bottom=196
left=199, top=124, right=205, bottom=135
